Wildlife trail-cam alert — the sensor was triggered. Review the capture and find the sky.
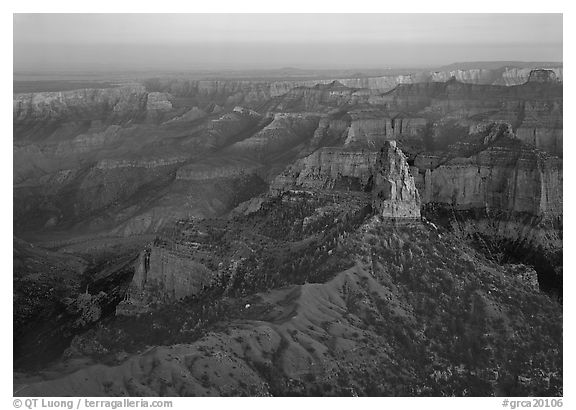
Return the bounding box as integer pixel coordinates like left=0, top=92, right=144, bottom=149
left=13, top=14, right=563, bottom=72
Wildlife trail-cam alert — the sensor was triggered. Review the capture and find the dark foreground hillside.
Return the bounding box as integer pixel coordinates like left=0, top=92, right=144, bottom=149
left=15, top=196, right=562, bottom=396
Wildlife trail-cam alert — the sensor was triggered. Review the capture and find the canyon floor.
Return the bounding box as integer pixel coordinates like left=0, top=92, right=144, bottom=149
left=13, top=63, right=563, bottom=396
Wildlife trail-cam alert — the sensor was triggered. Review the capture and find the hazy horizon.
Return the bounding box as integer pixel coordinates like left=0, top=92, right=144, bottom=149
left=14, top=14, right=563, bottom=72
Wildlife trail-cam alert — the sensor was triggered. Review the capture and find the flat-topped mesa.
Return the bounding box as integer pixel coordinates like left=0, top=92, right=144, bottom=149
left=527, top=69, right=560, bottom=84
left=271, top=141, right=420, bottom=218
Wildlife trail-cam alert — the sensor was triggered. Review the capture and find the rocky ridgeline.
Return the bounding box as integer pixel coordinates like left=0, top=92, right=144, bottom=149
left=144, top=66, right=563, bottom=104
left=269, top=81, right=363, bottom=112
left=272, top=141, right=420, bottom=218
left=201, top=107, right=263, bottom=148
left=429, top=67, right=563, bottom=86
left=13, top=67, right=562, bottom=126
left=430, top=68, right=501, bottom=84
left=227, top=112, right=321, bottom=159
left=13, top=85, right=148, bottom=122
left=502, top=67, right=562, bottom=85
left=13, top=86, right=177, bottom=125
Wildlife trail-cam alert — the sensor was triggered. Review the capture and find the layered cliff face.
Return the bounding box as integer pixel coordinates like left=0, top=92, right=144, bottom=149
left=13, top=70, right=563, bottom=393
left=264, top=81, right=363, bottom=113
left=12, top=84, right=274, bottom=239
left=271, top=141, right=420, bottom=218
left=415, top=122, right=562, bottom=292
left=13, top=76, right=562, bottom=241
left=344, top=110, right=427, bottom=146
left=430, top=68, right=501, bottom=84
left=420, top=123, right=562, bottom=218
left=128, top=246, right=214, bottom=303
left=372, top=77, right=563, bottom=157
left=142, top=65, right=563, bottom=109
left=145, top=92, right=173, bottom=111
left=497, top=67, right=563, bottom=86
left=428, top=67, right=564, bottom=86
left=121, top=140, right=421, bottom=305
left=515, top=100, right=563, bottom=156
left=13, top=86, right=149, bottom=124
left=527, top=69, right=561, bottom=83
left=226, top=113, right=320, bottom=160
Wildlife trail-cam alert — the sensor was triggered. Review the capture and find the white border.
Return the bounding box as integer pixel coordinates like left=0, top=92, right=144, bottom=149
left=3, top=4, right=572, bottom=409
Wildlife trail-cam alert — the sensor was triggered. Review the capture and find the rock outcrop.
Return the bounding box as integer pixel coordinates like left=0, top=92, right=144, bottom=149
left=344, top=110, right=427, bottom=146
left=421, top=124, right=562, bottom=218
left=272, top=141, right=420, bottom=218
left=497, top=67, right=563, bottom=86
left=416, top=122, right=562, bottom=292
left=127, top=246, right=214, bottom=303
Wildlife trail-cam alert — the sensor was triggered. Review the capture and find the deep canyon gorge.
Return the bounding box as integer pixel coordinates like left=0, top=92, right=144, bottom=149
left=13, top=62, right=563, bottom=397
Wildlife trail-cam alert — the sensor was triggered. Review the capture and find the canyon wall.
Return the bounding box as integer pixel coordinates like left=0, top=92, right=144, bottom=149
left=420, top=126, right=562, bottom=218
left=143, top=66, right=563, bottom=106
left=13, top=86, right=149, bottom=123
left=416, top=122, right=562, bottom=289
left=272, top=141, right=420, bottom=218
left=128, top=246, right=214, bottom=302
